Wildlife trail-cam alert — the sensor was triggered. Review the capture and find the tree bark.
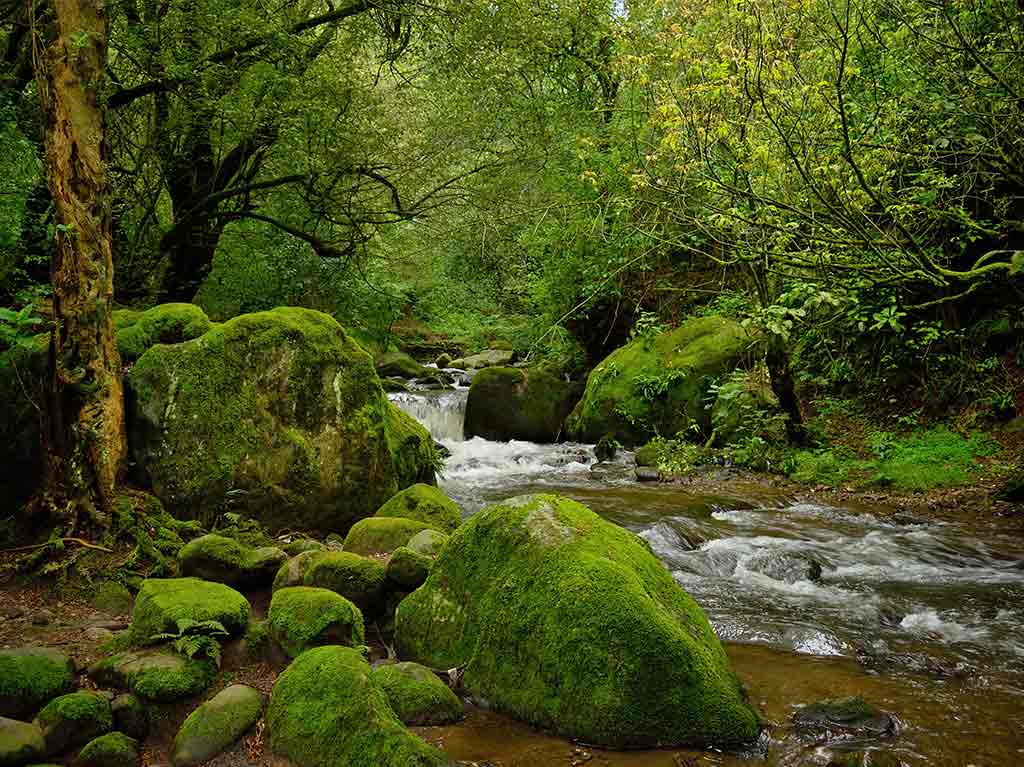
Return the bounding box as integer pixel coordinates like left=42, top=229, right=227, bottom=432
left=36, top=0, right=126, bottom=530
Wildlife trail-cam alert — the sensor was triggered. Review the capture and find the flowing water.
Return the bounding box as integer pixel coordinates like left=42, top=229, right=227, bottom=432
left=390, top=389, right=1024, bottom=767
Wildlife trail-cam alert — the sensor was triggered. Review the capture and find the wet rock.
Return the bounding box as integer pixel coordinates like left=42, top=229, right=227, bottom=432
left=0, top=717, right=45, bottom=766
left=34, top=692, right=112, bottom=755
left=376, top=352, right=430, bottom=379
left=110, top=694, right=148, bottom=741
left=594, top=435, right=619, bottom=462
left=396, top=494, right=758, bottom=748
left=462, top=349, right=515, bottom=369
left=74, top=732, right=139, bottom=767
left=267, top=587, right=365, bottom=658
left=369, top=662, right=463, bottom=726
left=464, top=367, right=581, bottom=443
left=171, top=685, right=262, bottom=767
left=178, top=534, right=287, bottom=588
left=745, top=551, right=823, bottom=584
left=88, top=651, right=214, bottom=703
left=435, top=353, right=452, bottom=368
left=267, top=646, right=450, bottom=767
left=635, top=467, right=661, bottom=482
left=792, top=696, right=898, bottom=737
left=0, top=648, right=75, bottom=720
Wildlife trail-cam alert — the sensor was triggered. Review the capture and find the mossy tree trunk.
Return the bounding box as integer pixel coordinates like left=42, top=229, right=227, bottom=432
left=35, top=0, right=126, bottom=530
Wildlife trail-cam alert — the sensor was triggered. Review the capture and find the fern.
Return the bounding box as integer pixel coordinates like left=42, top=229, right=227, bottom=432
left=150, top=618, right=227, bottom=667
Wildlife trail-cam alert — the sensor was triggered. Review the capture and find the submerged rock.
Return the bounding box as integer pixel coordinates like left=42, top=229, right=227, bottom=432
left=267, top=587, right=365, bottom=658
left=370, top=662, right=463, bottom=726
left=178, top=535, right=287, bottom=588
left=127, top=307, right=437, bottom=532
left=374, top=484, right=462, bottom=534
left=464, top=367, right=581, bottom=443
left=171, top=685, right=262, bottom=767
left=395, top=494, right=759, bottom=748
left=0, top=648, right=75, bottom=720
left=792, top=696, right=898, bottom=737
left=567, top=316, right=757, bottom=446
left=266, top=646, right=451, bottom=767
left=34, top=692, right=112, bottom=755
left=128, top=578, right=250, bottom=642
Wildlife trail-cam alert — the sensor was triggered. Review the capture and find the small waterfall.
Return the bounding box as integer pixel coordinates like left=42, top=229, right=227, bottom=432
left=389, top=390, right=468, bottom=442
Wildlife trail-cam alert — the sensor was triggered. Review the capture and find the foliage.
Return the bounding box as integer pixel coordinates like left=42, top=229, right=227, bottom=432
left=0, top=304, right=44, bottom=352
left=150, top=618, right=228, bottom=668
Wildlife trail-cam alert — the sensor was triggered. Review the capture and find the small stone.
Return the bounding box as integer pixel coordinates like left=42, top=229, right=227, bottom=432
left=30, top=611, right=51, bottom=627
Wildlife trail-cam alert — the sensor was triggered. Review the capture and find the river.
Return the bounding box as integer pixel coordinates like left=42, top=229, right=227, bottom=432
left=389, top=388, right=1024, bottom=767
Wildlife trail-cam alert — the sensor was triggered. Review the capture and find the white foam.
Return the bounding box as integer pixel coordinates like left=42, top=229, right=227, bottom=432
left=899, top=610, right=989, bottom=643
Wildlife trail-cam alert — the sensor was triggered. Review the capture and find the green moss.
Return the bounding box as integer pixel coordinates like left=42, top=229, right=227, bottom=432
left=93, top=582, right=134, bottom=615
left=567, top=316, right=755, bottom=446
left=0, top=648, right=74, bottom=720
left=127, top=307, right=435, bottom=532
left=634, top=441, right=659, bottom=467
left=405, top=530, right=448, bottom=558
left=465, top=367, right=582, bottom=442
left=375, top=352, right=429, bottom=379
left=272, top=550, right=325, bottom=592
left=178, top=535, right=286, bottom=587
left=283, top=539, right=326, bottom=556
left=266, top=646, right=449, bottom=767
left=268, top=587, right=365, bottom=658
left=369, top=663, right=463, bottom=727
left=36, top=692, right=112, bottom=753
left=116, top=303, right=212, bottom=361
left=89, top=650, right=214, bottom=703
left=872, top=427, right=999, bottom=490
left=303, top=553, right=386, bottom=616
left=344, top=517, right=435, bottom=556
left=395, top=494, right=759, bottom=748
left=128, top=578, right=250, bottom=644
left=385, top=547, right=431, bottom=590
left=171, top=685, right=262, bottom=767
left=375, top=484, right=461, bottom=534
left=74, top=732, right=138, bottom=767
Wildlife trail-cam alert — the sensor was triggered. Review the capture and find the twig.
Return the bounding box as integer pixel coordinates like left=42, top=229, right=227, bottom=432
left=0, top=538, right=114, bottom=554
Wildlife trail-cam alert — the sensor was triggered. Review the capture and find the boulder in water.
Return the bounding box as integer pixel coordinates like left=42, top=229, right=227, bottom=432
left=375, top=352, right=430, bottom=379
left=462, top=349, right=515, bottom=369
left=395, top=494, right=759, bottom=748
left=127, top=307, right=437, bottom=533
left=464, top=367, right=582, bottom=443
left=792, top=696, right=898, bottom=737
left=567, top=316, right=757, bottom=446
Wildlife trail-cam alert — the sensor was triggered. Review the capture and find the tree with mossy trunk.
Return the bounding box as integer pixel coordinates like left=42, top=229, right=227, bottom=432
left=34, top=0, right=126, bottom=530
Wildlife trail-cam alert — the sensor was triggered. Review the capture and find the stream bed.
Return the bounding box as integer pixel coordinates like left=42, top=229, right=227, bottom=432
left=391, top=389, right=1024, bottom=766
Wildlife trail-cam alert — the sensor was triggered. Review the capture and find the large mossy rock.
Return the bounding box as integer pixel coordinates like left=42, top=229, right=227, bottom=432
left=566, top=316, right=756, bottom=446
left=178, top=535, right=287, bottom=588
left=0, top=648, right=75, bottom=720
left=114, top=304, right=212, bottom=362
left=385, top=547, right=431, bottom=590
left=343, top=517, right=433, bottom=556
left=302, top=552, right=387, bottom=616
left=267, top=587, right=365, bottom=658
left=126, top=307, right=436, bottom=532
left=34, top=692, right=112, bottom=755
left=462, top=349, right=515, bottom=369
left=128, top=579, right=250, bottom=642
left=171, top=685, right=263, bottom=767
left=395, top=494, right=759, bottom=748
left=375, top=352, right=430, bottom=380
left=374, top=484, right=461, bottom=534
left=88, top=651, right=214, bottom=703
left=369, top=662, right=463, bottom=727
left=0, top=717, right=45, bottom=766
left=464, top=367, right=581, bottom=443
left=272, top=550, right=324, bottom=592
left=406, top=529, right=448, bottom=558
left=266, top=646, right=450, bottom=767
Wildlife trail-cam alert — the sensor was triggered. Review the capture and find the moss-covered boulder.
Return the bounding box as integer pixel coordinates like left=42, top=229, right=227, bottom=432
left=0, top=648, right=75, bottom=720
left=343, top=517, right=433, bottom=557
left=114, top=304, right=212, bottom=362
left=375, top=352, right=430, bottom=380
left=0, top=717, right=45, bottom=767
left=375, top=484, right=461, bottom=534
left=126, top=307, right=437, bottom=532
left=462, top=350, right=514, bottom=369
left=171, top=685, right=262, bottom=767
left=464, top=368, right=581, bottom=443
left=128, top=579, right=250, bottom=643
left=266, top=646, right=450, bottom=767
left=34, top=692, right=111, bottom=755
left=110, top=695, right=147, bottom=741
left=566, top=316, right=756, bottom=446
left=178, top=535, right=287, bottom=588
left=709, top=371, right=783, bottom=447
left=88, top=651, right=214, bottom=702
left=395, top=494, right=759, bottom=748
left=303, top=553, right=387, bottom=616
left=385, top=547, right=431, bottom=590
left=369, top=663, right=463, bottom=727
left=283, top=539, right=325, bottom=556
left=272, top=550, right=325, bottom=592
left=74, top=732, right=138, bottom=767
left=267, top=587, right=365, bottom=658
left=406, top=529, right=448, bottom=558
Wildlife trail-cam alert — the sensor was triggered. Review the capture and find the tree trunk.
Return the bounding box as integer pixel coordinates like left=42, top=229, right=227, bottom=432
left=766, top=339, right=807, bottom=447
left=36, top=0, right=126, bottom=530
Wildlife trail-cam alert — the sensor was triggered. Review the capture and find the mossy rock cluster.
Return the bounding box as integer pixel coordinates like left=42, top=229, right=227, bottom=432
left=385, top=547, right=432, bottom=590
left=178, top=534, right=287, bottom=588
left=374, top=484, right=462, bottom=534
left=126, top=307, right=437, bottom=532
left=171, top=684, right=262, bottom=767
left=302, top=553, right=387, bottom=616
left=369, top=662, right=463, bottom=727
left=0, top=648, right=75, bottom=720
left=266, top=646, right=450, bottom=767
left=128, top=578, right=250, bottom=643
left=268, top=587, right=365, bottom=658
left=464, top=367, right=582, bottom=443
left=566, top=316, right=757, bottom=446
left=113, top=304, right=212, bottom=362
left=396, top=494, right=759, bottom=748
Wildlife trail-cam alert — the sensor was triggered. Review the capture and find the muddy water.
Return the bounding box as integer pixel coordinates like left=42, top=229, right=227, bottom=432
left=393, top=390, right=1024, bottom=766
